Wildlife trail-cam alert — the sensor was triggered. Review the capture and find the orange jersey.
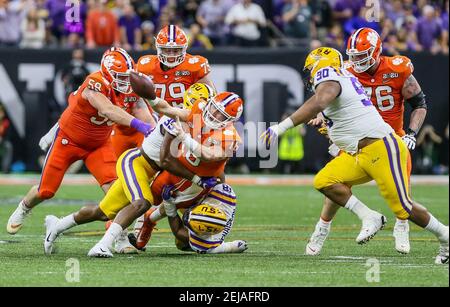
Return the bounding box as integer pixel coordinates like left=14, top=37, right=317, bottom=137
left=150, top=171, right=208, bottom=208
left=178, top=100, right=241, bottom=177
left=347, top=56, right=414, bottom=136
left=59, top=71, right=139, bottom=150
left=136, top=53, right=211, bottom=108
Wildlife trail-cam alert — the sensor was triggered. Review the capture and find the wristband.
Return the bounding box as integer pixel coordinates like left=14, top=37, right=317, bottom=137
left=277, top=117, right=295, bottom=135
left=406, top=128, right=417, bottom=136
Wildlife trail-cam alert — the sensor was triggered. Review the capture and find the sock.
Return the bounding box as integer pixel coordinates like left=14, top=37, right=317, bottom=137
left=133, top=214, right=145, bottom=236
left=99, top=222, right=123, bottom=249
left=425, top=214, right=448, bottom=242
left=20, top=200, right=31, bottom=212
left=150, top=207, right=163, bottom=223
left=344, top=195, right=373, bottom=220
left=395, top=218, right=408, bottom=225
left=55, top=214, right=77, bottom=234
left=207, top=242, right=232, bottom=254
left=318, top=217, right=332, bottom=229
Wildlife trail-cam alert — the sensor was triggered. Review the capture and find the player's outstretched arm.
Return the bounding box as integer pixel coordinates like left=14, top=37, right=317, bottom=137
left=402, top=75, right=427, bottom=150
left=132, top=99, right=156, bottom=128
left=83, top=88, right=153, bottom=136
left=150, top=97, right=190, bottom=122
left=261, top=81, right=341, bottom=146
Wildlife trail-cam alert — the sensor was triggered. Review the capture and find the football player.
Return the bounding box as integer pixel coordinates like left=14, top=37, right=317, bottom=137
left=162, top=183, right=248, bottom=254
left=7, top=47, right=155, bottom=235
left=262, top=47, right=448, bottom=264
left=306, top=28, right=428, bottom=256
left=130, top=82, right=216, bottom=248
left=85, top=92, right=243, bottom=257
left=44, top=91, right=242, bottom=257
left=137, top=24, right=215, bottom=109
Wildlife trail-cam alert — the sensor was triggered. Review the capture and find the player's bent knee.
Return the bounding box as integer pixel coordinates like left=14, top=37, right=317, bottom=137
left=132, top=199, right=151, bottom=215
left=313, top=172, right=332, bottom=191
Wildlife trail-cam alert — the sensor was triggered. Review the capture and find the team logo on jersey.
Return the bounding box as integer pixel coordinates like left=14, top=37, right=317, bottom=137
left=392, top=58, right=404, bottom=66
left=188, top=57, right=200, bottom=64
left=140, top=57, right=151, bottom=65
left=175, top=70, right=191, bottom=77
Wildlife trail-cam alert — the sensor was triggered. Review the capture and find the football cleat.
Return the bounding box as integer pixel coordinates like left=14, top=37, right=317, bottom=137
left=435, top=243, right=449, bottom=265
left=135, top=208, right=158, bottom=251
left=393, top=220, right=410, bottom=254
left=306, top=223, right=331, bottom=256
left=435, top=227, right=449, bottom=265
left=356, top=212, right=387, bottom=245
left=231, top=240, right=248, bottom=253
left=44, top=215, right=60, bottom=255
left=7, top=202, right=31, bottom=235
left=114, top=230, right=139, bottom=254
left=88, top=243, right=114, bottom=258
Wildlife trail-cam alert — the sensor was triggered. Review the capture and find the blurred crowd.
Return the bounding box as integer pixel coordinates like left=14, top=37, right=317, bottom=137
left=0, top=0, right=449, bottom=53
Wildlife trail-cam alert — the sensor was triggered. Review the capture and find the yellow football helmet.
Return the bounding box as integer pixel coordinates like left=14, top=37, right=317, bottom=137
left=186, top=203, right=227, bottom=236
left=303, top=47, right=344, bottom=91
left=183, top=83, right=215, bottom=110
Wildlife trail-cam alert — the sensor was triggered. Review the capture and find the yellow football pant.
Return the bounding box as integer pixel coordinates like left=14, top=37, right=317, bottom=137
left=314, top=133, right=413, bottom=220
left=99, top=148, right=157, bottom=220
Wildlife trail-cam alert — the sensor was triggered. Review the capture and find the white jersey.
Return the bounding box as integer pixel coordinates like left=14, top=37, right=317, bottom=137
left=313, top=67, right=393, bottom=154
left=141, top=115, right=177, bottom=166
left=187, top=184, right=237, bottom=253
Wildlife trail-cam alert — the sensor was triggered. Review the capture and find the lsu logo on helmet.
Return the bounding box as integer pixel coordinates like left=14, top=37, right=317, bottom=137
left=183, top=83, right=216, bottom=110
left=187, top=204, right=227, bottom=235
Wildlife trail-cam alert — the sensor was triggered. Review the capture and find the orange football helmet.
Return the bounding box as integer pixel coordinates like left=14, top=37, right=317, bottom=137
left=346, top=28, right=382, bottom=73
left=203, top=92, right=243, bottom=129
left=155, top=25, right=188, bottom=68
left=101, top=47, right=135, bottom=94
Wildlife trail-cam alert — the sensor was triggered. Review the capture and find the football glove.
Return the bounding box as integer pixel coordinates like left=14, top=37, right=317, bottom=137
left=402, top=129, right=417, bottom=150
left=192, top=176, right=218, bottom=189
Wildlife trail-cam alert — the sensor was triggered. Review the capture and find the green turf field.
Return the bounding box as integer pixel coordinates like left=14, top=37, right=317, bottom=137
left=0, top=184, right=448, bottom=287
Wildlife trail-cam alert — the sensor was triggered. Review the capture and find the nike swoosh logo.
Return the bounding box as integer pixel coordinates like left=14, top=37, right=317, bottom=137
left=9, top=224, right=21, bottom=229
left=100, top=248, right=107, bottom=253
left=46, top=234, right=51, bottom=242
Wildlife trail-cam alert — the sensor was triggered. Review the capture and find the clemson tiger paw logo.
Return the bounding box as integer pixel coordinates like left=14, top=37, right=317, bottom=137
left=367, top=31, right=379, bottom=47
left=102, top=55, right=116, bottom=70
left=188, top=57, right=199, bottom=64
